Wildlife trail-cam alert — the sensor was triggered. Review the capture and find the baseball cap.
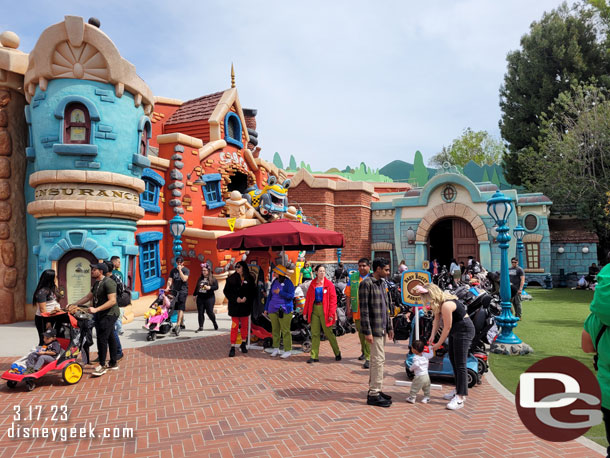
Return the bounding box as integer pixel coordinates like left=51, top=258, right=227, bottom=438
left=43, top=329, right=57, bottom=338
left=90, top=262, right=109, bottom=274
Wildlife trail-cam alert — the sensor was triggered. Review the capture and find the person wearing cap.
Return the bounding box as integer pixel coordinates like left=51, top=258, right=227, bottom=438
left=25, top=329, right=62, bottom=373
left=71, top=262, right=119, bottom=376
left=264, top=264, right=295, bottom=358
left=166, top=256, right=190, bottom=335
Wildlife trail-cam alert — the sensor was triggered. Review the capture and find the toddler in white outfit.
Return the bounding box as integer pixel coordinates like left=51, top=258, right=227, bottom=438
left=407, top=339, right=431, bottom=403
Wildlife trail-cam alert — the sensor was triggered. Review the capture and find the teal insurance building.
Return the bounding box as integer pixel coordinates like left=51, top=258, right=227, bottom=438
left=23, top=16, right=154, bottom=309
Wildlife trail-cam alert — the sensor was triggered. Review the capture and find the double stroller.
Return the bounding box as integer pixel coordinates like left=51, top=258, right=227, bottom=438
left=250, top=307, right=313, bottom=351
left=144, top=290, right=176, bottom=341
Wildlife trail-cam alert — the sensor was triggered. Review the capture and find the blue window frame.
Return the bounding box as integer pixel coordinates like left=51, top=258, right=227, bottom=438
left=137, top=231, right=164, bottom=293
left=224, top=112, right=243, bottom=148
left=201, top=173, right=225, bottom=209
left=140, top=168, right=165, bottom=213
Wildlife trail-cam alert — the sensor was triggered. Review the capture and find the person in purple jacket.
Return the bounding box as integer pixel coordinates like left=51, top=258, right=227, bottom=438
left=264, top=265, right=295, bottom=359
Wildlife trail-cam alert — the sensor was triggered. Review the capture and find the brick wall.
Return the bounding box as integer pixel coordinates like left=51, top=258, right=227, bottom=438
left=289, top=183, right=372, bottom=263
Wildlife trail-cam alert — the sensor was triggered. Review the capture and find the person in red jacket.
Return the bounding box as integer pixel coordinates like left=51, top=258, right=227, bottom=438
left=303, top=265, right=341, bottom=363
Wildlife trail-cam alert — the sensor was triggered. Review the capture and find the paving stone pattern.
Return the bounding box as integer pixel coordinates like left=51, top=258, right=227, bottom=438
left=0, top=333, right=602, bottom=457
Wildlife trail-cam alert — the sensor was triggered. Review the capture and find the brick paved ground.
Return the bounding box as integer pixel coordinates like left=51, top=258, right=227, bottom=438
left=0, top=332, right=603, bottom=457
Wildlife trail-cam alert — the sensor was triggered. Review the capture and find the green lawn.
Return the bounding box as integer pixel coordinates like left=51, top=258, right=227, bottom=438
left=488, top=288, right=608, bottom=448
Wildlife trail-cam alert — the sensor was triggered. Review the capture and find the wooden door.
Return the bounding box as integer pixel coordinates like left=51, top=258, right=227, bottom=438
left=452, top=219, right=478, bottom=265
left=57, top=250, right=98, bottom=307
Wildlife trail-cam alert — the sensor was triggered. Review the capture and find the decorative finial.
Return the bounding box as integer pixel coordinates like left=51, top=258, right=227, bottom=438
left=0, top=31, right=20, bottom=49
left=231, top=63, right=235, bottom=88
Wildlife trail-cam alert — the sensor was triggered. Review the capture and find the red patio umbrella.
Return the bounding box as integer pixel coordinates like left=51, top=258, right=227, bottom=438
left=217, top=219, right=344, bottom=251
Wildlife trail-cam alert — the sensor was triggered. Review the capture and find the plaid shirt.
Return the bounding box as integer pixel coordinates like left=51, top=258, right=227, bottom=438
left=359, top=276, right=392, bottom=337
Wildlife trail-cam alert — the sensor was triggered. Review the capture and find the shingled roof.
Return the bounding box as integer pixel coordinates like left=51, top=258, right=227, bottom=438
left=165, top=91, right=225, bottom=126
left=549, top=219, right=599, bottom=243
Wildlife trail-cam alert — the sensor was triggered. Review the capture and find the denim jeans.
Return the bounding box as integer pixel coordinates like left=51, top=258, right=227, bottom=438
left=448, top=318, right=475, bottom=396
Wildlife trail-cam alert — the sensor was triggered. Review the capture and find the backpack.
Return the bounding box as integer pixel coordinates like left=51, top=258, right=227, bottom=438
left=110, top=274, right=131, bottom=307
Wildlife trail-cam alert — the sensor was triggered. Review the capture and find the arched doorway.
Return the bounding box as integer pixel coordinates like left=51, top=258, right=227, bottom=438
left=428, top=218, right=479, bottom=269
left=57, top=250, right=98, bottom=307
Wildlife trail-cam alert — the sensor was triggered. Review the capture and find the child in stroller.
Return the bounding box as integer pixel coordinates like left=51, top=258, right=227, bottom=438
left=144, top=290, right=175, bottom=341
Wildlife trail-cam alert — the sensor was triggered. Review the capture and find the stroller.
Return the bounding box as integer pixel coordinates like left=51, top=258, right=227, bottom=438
left=144, top=290, right=175, bottom=341
left=290, top=307, right=313, bottom=351
left=333, top=284, right=356, bottom=336
left=2, top=310, right=90, bottom=391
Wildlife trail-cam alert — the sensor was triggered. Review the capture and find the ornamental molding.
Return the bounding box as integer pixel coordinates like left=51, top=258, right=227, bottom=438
left=24, top=16, right=153, bottom=114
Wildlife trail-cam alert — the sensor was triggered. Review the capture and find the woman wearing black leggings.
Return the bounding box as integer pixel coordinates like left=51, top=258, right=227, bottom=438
left=417, top=283, right=475, bottom=411
left=193, top=263, right=218, bottom=332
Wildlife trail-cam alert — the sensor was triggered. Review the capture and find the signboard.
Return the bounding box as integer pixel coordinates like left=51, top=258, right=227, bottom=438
left=422, top=260, right=430, bottom=270
left=34, top=184, right=139, bottom=203
left=401, top=270, right=432, bottom=307
left=66, top=257, right=92, bottom=305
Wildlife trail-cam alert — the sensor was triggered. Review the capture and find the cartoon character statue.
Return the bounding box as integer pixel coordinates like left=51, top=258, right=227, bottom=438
left=243, top=175, right=290, bottom=219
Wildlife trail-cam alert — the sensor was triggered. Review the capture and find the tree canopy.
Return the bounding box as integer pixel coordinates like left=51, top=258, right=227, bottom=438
left=499, top=2, right=610, bottom=184
left=517, top=83, right=610, bottom=252
left=429, top=128, right=506, bottom=168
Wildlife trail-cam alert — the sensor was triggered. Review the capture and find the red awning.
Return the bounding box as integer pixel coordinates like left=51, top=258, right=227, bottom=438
left=217, top=219, right=344, bottom=251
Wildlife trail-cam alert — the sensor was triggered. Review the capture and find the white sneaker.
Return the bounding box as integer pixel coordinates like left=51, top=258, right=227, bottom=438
left=280, top=351, right=291, bottom=359
left=421, top=397, right=430, bottom=404
left=446, top=396, right=464, bottom=410
left=270, top=348, right=280, bottom=357
left=443, top=389, right=457, bottom=400
left=92, top=365, right=108, bottom=377
left=406, top=396, right=416, bottom=404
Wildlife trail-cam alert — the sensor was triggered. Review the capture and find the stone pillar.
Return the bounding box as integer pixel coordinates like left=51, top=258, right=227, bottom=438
left=0, top=31, right=28, bottom=323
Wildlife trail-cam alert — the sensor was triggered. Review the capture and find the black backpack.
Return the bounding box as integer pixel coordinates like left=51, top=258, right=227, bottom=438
left=110, top=274, right=131, bottom=307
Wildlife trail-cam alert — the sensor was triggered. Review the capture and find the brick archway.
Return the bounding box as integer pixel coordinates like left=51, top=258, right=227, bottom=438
left=415, top=203, right=489, bottom=242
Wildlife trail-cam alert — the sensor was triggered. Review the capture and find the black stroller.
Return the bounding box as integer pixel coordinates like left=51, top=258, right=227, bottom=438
left=333, top=284, right=356, bottom=336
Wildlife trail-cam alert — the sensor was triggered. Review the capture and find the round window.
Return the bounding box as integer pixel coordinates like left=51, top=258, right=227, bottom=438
left=524, top=214, right=538, bottom=231
left=442, top=185, right=457, bottom=203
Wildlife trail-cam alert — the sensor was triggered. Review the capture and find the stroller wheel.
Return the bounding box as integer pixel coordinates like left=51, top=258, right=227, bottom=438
left=6, top=380, right=17, bottom=389
left=302, top=340, right=312, bottom=352
left=262, top=338, right=272, bottom=349
left=25, top=379, right=35, bottom=391
left=350, top=327, right=356, bottom=334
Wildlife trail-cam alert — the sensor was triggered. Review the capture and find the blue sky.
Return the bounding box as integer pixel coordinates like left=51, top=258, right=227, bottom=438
left=1, top=0, right=570, bottom=171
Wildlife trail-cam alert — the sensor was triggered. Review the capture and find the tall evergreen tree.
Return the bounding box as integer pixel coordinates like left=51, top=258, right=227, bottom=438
left=499, top=3, right=609, bottom=185
left=289, top=155, right=297, bottom=170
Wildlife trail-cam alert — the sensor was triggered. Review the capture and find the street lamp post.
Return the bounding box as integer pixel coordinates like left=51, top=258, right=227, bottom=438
left=487, top=190, right=522, bottom=346
left=513, top=224, right=525, bottom=269
left=169, top=215, right=186, bottom=262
